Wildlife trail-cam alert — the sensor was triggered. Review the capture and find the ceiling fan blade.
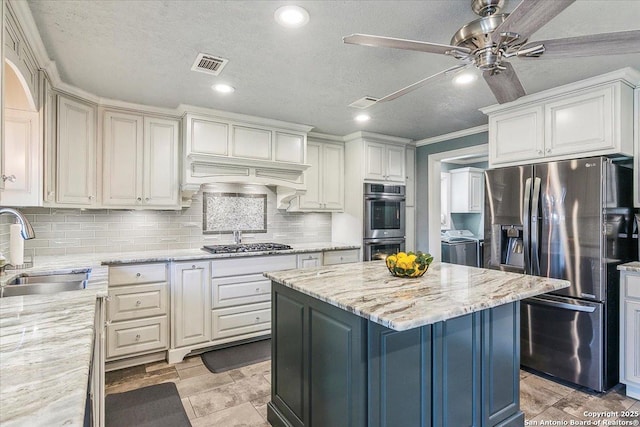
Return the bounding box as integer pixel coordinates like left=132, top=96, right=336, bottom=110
left=343, top=33, right=471, bottom=56
left=490, top=0, right=576, bottom=45
left=517, top=30, right=640, bottom=59
left=377, top=64, right=468, bottom=103
left=483, top=62, right=526, bottom=104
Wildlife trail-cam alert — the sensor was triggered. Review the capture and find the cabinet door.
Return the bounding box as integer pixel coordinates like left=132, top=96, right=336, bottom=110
left=321, top=142, right=344, bottom=210
left=188, top=116, right=228, bottom=156
left=57, top=95, right=97, bottom=205
left=364, top=141, right=386, bottom=181
left=102, top=111, right=143, bottom=206
left=297, top=252, right=323, bottom=268
left=232, top=125, right=271, bottom=160
left=469, top=172, right=484, bottom=213
left=545, top=86, right=614, bottom=157
left=274, top=132, right=304, bottom=164
left=299, top=141, right=322, bottom=209
left=385, top=144, right=405, bottom=182
left=449, top=171, right=469, bottom=213
left=173, top=261, right=211, bottom=348
left=1, top=108, right=40, bottom=206
left=624, top=300, right=640, bottom=387
left=143, top=117, right=179, bottom=207
left=489, top=106, right=544, bottom=166
left=405, top=147, right=415, bottom=206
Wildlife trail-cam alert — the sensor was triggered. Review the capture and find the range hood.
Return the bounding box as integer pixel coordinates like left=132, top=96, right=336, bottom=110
left=181, top=155, right=310, bottom=208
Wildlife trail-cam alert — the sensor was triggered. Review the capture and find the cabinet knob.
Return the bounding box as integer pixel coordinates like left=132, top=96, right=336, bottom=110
left=136, top=197, right=142, bottom=202
left=1, top=174, right=16, bottom=183
left=255, top=316, right=261, bottom=323
left=105, top=296, right=112, bottom=302
left=88, top=195, right=94, bottom=200
left=136, top=300, right=141, bottom=306
left=135, top=334, right=141, bottom=341
left=192, top=265, right=196, bottom=269
left=145, top=197, right=150, bottom=202
left=546, top=148, right=552, bottom=154
left=136, top=272, right=141, bottom=277
left=255, top=287, right=261, bottom=293
left=537, top=150, right=543, bottom=155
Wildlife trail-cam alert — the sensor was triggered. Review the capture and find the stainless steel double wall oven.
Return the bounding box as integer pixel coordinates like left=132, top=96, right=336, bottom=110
left=363, top=183, right=406, bottom=261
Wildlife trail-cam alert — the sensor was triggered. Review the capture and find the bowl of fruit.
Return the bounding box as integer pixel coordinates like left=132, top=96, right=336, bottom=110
left=385, top=251, right=434, bottom=278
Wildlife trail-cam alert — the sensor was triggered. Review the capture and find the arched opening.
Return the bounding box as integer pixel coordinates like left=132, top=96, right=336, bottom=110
left=4, top=59, right=37, bottom=112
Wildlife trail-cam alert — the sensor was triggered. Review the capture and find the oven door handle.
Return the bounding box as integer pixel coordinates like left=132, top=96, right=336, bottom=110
left=365, top=196, right=406, bottom=201
left=525, top=296, right=596, bottom=313
left=364, top=238, right=405, bottom=244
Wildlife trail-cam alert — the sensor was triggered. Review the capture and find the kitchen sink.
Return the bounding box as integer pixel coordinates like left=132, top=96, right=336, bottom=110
left=1, top=270, right=90, bottom=298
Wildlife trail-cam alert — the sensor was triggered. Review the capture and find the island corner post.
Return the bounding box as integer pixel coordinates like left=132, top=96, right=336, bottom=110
left=267, top=281, right=523, bottom=427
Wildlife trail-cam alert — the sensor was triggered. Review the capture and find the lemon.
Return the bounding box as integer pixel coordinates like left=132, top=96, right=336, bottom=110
left=396, top=252, right=407, bottom=259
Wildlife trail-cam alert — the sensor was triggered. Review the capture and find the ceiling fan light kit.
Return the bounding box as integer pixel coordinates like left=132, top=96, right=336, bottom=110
left=343, top=0, right=640, bottom=105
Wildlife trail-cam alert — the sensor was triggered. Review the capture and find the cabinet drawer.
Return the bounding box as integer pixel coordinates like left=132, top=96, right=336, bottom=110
left=106, top=316, right=168, bottom=359
left=625, top=274, right=640, bottom=300
left=109, top=263, right=167, bottom=286
left=108, top=283, right=168, bottom=321
left=212, top=274, right=271, bottom=308
left=212, top=302, right=271, bottom=340
left=211, top=254, right=296, bottom=277
left=323, top=249, right=360, bottom=265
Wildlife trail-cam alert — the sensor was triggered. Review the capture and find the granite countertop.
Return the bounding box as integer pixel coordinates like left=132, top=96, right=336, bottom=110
left=0, top=242, right=357, bottom=426
left=618, top=261, right=640, bottom=272
left=264, top=261, right=570, bottom=331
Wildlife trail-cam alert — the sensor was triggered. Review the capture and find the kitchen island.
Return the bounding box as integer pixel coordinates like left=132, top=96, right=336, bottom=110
left=264, top=261, right=570, bottom=427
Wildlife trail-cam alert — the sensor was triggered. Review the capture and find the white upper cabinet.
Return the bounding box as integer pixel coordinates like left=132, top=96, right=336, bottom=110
left=450, top=167, right=484, bottom=213
left=274, top=132, right=304, bottom=164
left=364, top=140, right=405, bottom=183
left=1, top=108, right=40, bottom=206
left=296, top=139, right=344, bottom=211
left=483, top=70, right=638, bottom=168
left=187, top=116, right=228, bottom=156
left=56, top=94, right=97, bottom=206
left=232, top=125, right=271, bottom=160
left=102, top=110, right=179, bottom=209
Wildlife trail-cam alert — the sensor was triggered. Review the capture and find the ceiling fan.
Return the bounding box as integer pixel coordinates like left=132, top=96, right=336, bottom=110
left=343, top=0, right=640, bottom=105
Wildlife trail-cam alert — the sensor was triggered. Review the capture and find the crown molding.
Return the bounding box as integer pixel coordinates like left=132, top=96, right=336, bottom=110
left=343, top=131, right=412, bottom=145
left=415, top=124, right=488, bottom=147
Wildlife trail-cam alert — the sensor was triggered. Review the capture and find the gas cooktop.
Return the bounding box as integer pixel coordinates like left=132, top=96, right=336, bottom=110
left=201, top=243, right=293, bottom=254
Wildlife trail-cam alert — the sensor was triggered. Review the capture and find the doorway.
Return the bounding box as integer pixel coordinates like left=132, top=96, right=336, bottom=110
left=427, top=144, right=488, bottom=261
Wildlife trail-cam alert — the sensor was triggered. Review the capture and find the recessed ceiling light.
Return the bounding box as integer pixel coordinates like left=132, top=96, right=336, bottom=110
left=355, top=114, right=371, bottom=123
left=274, top=5, right=310, bottom=28
left=212, top=83, right=235, bottom=94
left=453, top=71, right=478, bottom=85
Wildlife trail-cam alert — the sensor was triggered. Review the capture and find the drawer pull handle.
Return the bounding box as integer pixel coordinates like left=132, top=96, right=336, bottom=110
left=136, top=300, right=142, bottom=306
left=135, top=334, right=141, bottom=341
left=136, top=273, right=141, bottom=277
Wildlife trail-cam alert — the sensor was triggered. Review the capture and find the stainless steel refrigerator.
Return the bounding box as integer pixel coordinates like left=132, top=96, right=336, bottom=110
left=484, top=156, right=634, bottom=392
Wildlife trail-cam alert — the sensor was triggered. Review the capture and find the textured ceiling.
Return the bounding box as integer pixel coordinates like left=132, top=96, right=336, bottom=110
left=26, top=0, right=640, bottom=141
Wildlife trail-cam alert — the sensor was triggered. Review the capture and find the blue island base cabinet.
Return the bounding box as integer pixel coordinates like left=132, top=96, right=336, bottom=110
left=267, top=281, right=524, bottom=427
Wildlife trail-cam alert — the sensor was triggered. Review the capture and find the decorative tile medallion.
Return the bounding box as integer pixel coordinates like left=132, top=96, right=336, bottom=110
left=203, top=192, right=267, bottom=234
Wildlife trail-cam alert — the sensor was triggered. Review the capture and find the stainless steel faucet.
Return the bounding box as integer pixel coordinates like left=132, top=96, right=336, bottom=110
left=233, top=230, right=242, bottom=244
left=0, top=207, right=36, bottom=239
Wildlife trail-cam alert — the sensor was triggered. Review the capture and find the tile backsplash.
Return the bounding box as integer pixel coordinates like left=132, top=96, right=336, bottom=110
left=0, top=185, right=332, bottom=259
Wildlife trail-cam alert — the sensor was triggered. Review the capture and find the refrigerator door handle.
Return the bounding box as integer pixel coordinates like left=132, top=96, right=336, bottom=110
left=531, top=177, right=541, bottom=276
left=526, top=296, right=597, bottom=313
left=523, top=178, right=532, bottom=275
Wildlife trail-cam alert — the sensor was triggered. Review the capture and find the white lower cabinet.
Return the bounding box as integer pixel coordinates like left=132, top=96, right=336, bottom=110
left=212, top=302, right=271, bottom=340
left=297, top=252, right=323, bottom=268
left=620, top=270, right=640, bottom=399
left=106, top=263, right=169, bottom=361
left=172, top=261, right=212, bottom=348
left=323, top=249, right=360, bottom=265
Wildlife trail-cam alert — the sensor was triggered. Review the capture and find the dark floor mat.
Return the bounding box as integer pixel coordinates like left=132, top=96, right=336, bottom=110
left=202, top=339, right=271, bottom=373
left=105, top=382, right=191, bottom=427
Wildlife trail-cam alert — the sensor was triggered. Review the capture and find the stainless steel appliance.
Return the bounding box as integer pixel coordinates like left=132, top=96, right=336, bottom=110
left=363, top=238, right=406, bottom=261
left=441, top=230, right=480, bottom=267
left=363, top=183, right=406, bottom=261
left=484, top=157, right=634, bottom=391
left=202, top=242, right=292, bottom=254
left=363, top=183, right=406, bottom=240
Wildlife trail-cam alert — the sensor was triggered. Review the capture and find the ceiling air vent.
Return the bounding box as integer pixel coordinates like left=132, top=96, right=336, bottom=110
left=191, top=53, right=229, bottom=76
left=349, top=96, right=379, bottom=109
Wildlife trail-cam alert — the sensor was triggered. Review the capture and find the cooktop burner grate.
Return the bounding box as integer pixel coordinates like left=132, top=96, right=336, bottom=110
left=202, top=243, right=293, bottom=254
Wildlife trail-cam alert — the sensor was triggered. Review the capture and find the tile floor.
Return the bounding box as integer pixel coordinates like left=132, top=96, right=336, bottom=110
left=106, top=357, right=640, bottom=426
